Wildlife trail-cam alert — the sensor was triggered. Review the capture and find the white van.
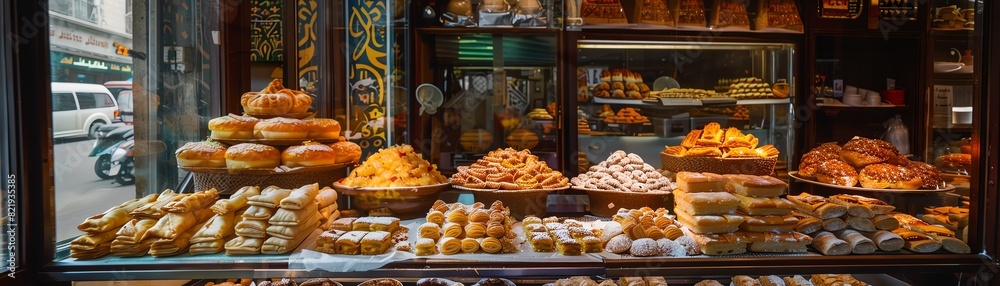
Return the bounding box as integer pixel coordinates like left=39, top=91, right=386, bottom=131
left=51, top=82, right=120, bottom=139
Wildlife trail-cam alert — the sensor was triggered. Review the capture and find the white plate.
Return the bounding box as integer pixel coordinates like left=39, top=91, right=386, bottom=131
left=788, top=171, right=956, bottom=193
left=933, top=62, right=964, bottom=73
left=652, top=76, right=680, bottom=91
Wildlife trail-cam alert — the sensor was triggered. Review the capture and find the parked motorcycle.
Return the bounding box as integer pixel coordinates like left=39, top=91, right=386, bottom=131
left=108, top=138, right=135, bottom=185
left=89, top=124, right=134, bottom=180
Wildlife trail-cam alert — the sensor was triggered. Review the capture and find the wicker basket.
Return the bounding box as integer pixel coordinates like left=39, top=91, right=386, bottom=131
left=660, top=152, right=778, bottom=175
left=190, top=169, right=343, bottom=194
left=333, top=182, right=450, bottom=218
left=581, top=187, right=673, bottom=217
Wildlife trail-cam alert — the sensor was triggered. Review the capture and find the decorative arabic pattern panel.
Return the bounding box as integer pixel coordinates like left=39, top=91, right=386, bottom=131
left=251, top=0, right=283, bottom=62
left=297, top=0, right=320, bottom=95
left=347, top=0, right=389, bottom=157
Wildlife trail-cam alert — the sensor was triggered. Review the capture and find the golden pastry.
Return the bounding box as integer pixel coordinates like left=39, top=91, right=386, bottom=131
left=415, top=238, right=438, bottom=256
left=645, top=226, right=665, bottom=240
left=447, top=209, right=468, bottom=225
left=480, top=237, right=502, bottom=254
left=465, top=223, right=487, bottom=238
left=663, top=225, right=684, bottom=240
left=461, top=238, right=480, bottom=253
left=486, top=222, right=506, bottom=238
left=442, top=222, right=463, bottom=238
left=654, top=216, right=673, bottom=229
left=640, top=215, right=655, bottom=229
left=522, top=216, right=542, bottom=226
left=438, top=237, right=462, bottom=255
left=419, top=222, right=441, bottom=240
left=469, top=209, right=490, bottom=223
left=341, top=144, right=447, bottom=187
left=432, top=200, right=450, bottom=213
left=629, top=224, right=647, bottom=239
left=426, top=210, right=445, bottom=226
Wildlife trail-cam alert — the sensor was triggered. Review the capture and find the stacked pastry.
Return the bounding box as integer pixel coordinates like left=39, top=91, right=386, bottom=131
left=109, top=190, right=188, bottom=257
left=922, top=206, right=969, bottom=237
left=797, top=137, right=944, bottom=190
left=603, top=107, right=649, bottom=124
left=313, top=215, right=407, bottom=255
left=662, top=123, right=779, bottom=159
left=189, top=186, right=260, bottom=254
left=260, top=184, right=322, bottom=254
left=672, top=172, right=747, bottom=255
left=787, top=192, right=906, bottom=255
left=602, top=208, right=692, bottom=257
left=226, top=186, right=290, bottom=255
left=571, top=150, right=674, bottom=193
left=552, top=276, right=668, bottom=286
left=725, top=174, right=812, bottom=253
left=144, top=188, right=220, bottom=256
left=522, top=216, right=601, bottom=255
left=890, top=212, right=970, bottom=254
left=450, top=148, right=569, bottom=190
left=592, top=69, right=649, bottom=99
left=72, top=193, right=159, bottom=259
left=413, top=200, right=517, bottom=255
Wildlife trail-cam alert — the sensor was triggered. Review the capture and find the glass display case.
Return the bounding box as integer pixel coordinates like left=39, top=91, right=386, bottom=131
left=1, top=0, right=1000, bottom=285
left=572, top=39, right=795, bottom=175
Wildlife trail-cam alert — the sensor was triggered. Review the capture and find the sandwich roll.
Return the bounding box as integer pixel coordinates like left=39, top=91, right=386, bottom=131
left=208, top=114, right=259, bottom=139
left=225, top=143, right=281, bottom=169
left=845, top=215, right=877, bottom=232
left=892, top=228, right=942, bottom=253
left=786, top=192, right=848, bottom=219
left=282, top=142, right=338, bottom=168
left=811, top=231, right=851, bottom=255
left=256, top=117, right=309, bottom=140
left=822, top=217, right=847, bottom=232
left=790, top=212, right=822, bottom=234
left=931, top=234, right=971, bottom=254
left=175, top=141, right=229, bottom=167
left=870, top=214, right=900, bottom=230
left=862, top=230, right=904, bottom=252
left=833, top=229, right=876, bottom=254
left=830, top=194, right=895, bottom=218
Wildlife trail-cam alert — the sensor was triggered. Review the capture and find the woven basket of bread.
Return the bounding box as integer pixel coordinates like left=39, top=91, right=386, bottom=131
left=660, top=152, right=777, bottom=175
left=191, top=169, right=343, bottom=194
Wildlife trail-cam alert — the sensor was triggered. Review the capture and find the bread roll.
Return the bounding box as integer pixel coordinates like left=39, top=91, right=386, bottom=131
left=282, top=142, right=337, bottom=167
left=907, top=161, right=943, bottom=189
left=790, top=212, right=822, bottom=234
left=304, top=118, right=341, bottom=139
left=814, top=159, right=859, bottom=187
left=934, top=153, right=972, bottom=172
left=225, top=143, right=281, bottom=169
left=208, top=114, right=259, bottom=139
left=329, top=141, right=363, bottom=164
left=673, top=189, right=739, bottom=215
left=859, top=163, right=923, bottom=190
left=256, top=117, right=308, bottom=140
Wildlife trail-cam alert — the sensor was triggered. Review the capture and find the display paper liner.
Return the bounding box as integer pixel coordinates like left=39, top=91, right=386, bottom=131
left=288, top=218, right=603, bottom=272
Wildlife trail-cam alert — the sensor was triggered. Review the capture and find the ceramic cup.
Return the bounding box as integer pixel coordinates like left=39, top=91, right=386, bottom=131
left=843, top=94, right=864, bottom=106
left=845, top=85, right=858, bottom=94
left=865, top=94, right=881, bottom=106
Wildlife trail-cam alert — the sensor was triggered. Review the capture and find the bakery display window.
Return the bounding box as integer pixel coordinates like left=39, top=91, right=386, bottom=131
left=412, top=31, right=562, bottom=174
left=572, top=39, right=795, bottom=176
left=1, top=0, right=999, bottom=284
